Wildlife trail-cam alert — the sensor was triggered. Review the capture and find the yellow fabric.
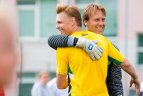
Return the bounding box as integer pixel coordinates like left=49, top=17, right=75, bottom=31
left=56, top=30, right=125, bottom=96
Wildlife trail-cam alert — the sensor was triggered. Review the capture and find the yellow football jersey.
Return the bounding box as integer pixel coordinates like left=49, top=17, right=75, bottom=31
left=56, top=30, right=125, bottom=96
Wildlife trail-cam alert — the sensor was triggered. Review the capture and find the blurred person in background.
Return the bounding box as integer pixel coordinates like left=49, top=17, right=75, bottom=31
left=47, top=77, right=69, bottom=96
left=0, top=1, right=19, bottom=96
left=31, top=71, right=54, bottom=96
left=0, top=17, right=19, bottom=96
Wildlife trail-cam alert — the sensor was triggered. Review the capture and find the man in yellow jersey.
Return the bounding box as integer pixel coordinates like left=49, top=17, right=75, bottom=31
left=83, top=4, right=123, bottom=96
left=49, top=4, right=122, bottom=96
left=55, top=5, right=140, bottom=96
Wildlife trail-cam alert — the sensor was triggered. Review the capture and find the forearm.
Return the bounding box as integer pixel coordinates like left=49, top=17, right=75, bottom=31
left=48, top=35, right=103, bottom=60
left=48, top=35, right=78, bottom=49
left=56, top=74, right=68, bottom=89
left=106, top=63, right=123, bottom=96
left=121, top=59, right=138, bottom=80
left=58, top=81, right=68, bottom=89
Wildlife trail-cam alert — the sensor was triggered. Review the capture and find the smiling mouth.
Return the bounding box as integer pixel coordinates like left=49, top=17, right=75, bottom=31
left=58, top=28, right=63, bottom=32
left=96, top=27, right=104, bottom=31
left=57, top=28, right=65, bottom=34
left=97, top=28, right=103, bottom=31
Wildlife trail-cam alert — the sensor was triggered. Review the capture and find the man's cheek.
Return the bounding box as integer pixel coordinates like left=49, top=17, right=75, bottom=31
left=61, top=24, right=64, bottom=30
left=93, top=21, right=97, bottom=25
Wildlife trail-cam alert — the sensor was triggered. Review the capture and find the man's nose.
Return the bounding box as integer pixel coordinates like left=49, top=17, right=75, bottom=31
left=99, top=20, right=104, bottom=26
left=56, top=24, right=59, bottom=29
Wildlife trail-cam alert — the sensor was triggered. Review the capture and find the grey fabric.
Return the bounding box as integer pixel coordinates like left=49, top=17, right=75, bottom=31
left=106, top=44, right=123, bottom=96
left=48, top=35, right=69, bottom=49
left=67, top=36, right=75, bottom=46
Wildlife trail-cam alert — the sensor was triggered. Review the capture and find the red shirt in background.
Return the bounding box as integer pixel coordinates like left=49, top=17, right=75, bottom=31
left=0, top=88, right=4, bottom=96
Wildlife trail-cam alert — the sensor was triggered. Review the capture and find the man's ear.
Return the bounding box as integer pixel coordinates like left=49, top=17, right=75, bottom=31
left=84, top=20, right=88, bottom=27
left=71, top=17, right=76, bottom=26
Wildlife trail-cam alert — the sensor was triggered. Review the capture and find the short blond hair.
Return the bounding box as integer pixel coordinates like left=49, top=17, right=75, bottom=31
left=83, top=3, right=106, bottom=23
left=56, top=4, right=82, bottom=27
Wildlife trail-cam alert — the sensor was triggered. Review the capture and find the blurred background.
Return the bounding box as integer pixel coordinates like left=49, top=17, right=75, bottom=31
left=2, top=0, right=143, bottom=96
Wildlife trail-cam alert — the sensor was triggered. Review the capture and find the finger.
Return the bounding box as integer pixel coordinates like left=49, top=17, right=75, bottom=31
left=135, top=84, right=140, bottom=91
left=95, top=48, right=102, bottom=57
left=89, top=53, right=96, bottom=61
left=97, top=47, right=103, bottom=55
left=137, top=89, right=140, bottom=95
left=136, top=87, right=140, bottom=96
left=93, top=46, right=102, bottom=57
left=97, top=46, right=103, bottom=53
left=93, top=51, right=100, bottom=60
left=136, top=83, right=140, bottom=89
